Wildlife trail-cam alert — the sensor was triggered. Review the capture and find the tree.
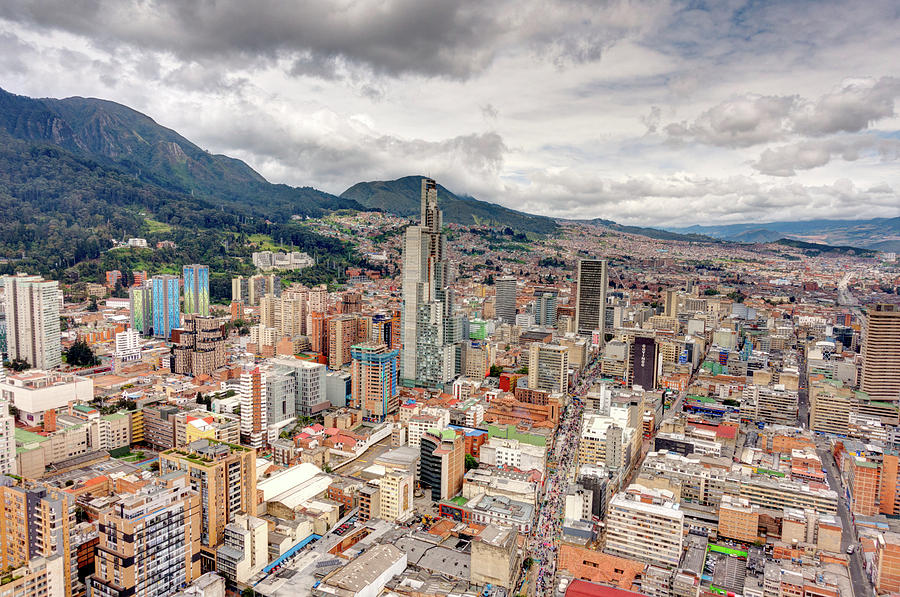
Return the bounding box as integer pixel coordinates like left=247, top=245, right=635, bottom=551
left=465, top=454, right=479, bottom=471
left=516, top=366, right=528, bottom=374
left=4, top=358, right=30, bottom=372
left=86, top=298, right=99, bottom=312
left=489, top=365, right=503, bottom=377
left=703, top=288, right=719, bottom=296
left=65, top=340, right=99, bottom=367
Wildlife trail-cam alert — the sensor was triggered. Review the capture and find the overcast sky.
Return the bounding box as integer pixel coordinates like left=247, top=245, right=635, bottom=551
left=1, top=0, right=899, bottom=226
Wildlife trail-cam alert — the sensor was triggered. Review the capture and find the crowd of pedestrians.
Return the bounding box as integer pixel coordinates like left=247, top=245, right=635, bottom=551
left=528, top=359, right=602, bottom=596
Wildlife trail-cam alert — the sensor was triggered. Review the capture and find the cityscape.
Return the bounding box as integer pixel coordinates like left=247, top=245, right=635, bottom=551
left=0, top=3, right=899, bottom=597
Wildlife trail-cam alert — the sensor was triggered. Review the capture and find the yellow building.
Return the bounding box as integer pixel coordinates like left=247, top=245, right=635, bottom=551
left=159, top=439, right=257, bottom=570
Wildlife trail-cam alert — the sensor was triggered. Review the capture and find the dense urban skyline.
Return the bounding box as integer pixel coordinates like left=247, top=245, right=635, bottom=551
left=1, top=0, right=899, bottom=225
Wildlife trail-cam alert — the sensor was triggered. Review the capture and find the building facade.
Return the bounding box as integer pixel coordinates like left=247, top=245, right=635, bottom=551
left=183, top=264, right=210, bottom=317
left=350, top=342, right=400, bottom=421
left=575, top=259, right=608, bottom=339
left=152, top=274, right=180, bottom=340
left=3, top=274, right=62, bottom=369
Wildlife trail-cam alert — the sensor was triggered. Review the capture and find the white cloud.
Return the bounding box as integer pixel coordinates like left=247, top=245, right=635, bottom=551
left=0, top=0, right=899, bottom=226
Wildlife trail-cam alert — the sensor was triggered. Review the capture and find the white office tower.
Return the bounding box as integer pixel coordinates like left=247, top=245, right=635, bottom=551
left=401, top=178, right=458, bottom=387
left=3, top=274, right=62, bottom=369
left=575, top=259, right=608, bottom=341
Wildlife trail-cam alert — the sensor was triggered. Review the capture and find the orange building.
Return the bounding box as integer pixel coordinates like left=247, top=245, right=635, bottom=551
left=849, top=457, right=882, bottom=516
left=483, top=395, right=560, bottom=426
left=558, top=544, right=643, bottom=590
left=877, top=533, right=900, bottom=594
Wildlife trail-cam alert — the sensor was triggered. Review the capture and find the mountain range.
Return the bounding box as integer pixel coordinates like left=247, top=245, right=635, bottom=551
left=0, top=86, right=894, bottom=285
left=668, top=218, right=900, bottom=252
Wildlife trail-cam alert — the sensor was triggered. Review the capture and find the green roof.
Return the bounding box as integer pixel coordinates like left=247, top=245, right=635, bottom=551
left=15, top=428, right=48, bottom=444
left=102, top=412, right=128, bottom=421
left=73, top=404, right=97, bottom=413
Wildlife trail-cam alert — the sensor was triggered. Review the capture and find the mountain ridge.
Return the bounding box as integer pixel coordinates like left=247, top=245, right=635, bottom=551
left=341, top=175, right=559, bottom=235
left=668, top=217, right=900, bottom=252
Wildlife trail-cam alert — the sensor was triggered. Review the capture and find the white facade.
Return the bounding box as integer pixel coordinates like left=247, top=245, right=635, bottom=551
left=0, top=371, right=93, bottom=424
left=0, top=401, right=16, bottom=474
left=407, top=411, right=449, bottom=448
left=217, top=514, right=268, bottom=585
left=604, top=487, right=685, bottom=568
left=479, top=437, right=546, bottom=474
left=115, top=329, right=142, bottom=363
left=4, top=274, right=62, bottom=369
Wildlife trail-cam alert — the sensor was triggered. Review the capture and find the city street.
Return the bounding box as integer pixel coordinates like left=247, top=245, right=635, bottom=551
left=525, top=357, right=603, bottom=596
left=817, top=444, right=872, bottom=597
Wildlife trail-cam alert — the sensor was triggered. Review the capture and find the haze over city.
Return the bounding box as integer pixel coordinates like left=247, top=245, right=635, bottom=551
left=2, top=0, right=899, bottom=225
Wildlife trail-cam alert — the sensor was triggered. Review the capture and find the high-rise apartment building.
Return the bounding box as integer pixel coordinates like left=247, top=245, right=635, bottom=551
left=575, top=259, right=608, bottom=339
left=170, top=314, right=227, bottom=376
left=534, top=291, right=558, bottom=327
left=231, top=274, right=280, bottom=306
left=151, top=274, right=180, bottom=340
left=3, top=274, right=62, bottom=369
left=260, top=286, right=308, bottom=337
left=604, top=486, right=685, bottom=568
left=239, top=367, right=266, bottom=448
left=528, top=342, right=569, bottom=393
left=183, top=264, right=210, bottom=316
left=495, top=276, right=518, bottom=323
left=350, top=342, right=400, bottom=420
left=664, top=288, right=679, bottom=318
left=401, top=178, right=458, bottom=387
left=129, top=284, right=153, bottom=335
left=419, top=428, right=464, bottom=501
left=89, top=473, right=201, bottom=597
left=861, top=304, right=900, bottom=409
left=328, top=314, right=360, bottom=369
left=0, top=400, right=15, bottom=474
left=159, top=439, right=257, bottom=571
left=0, top=483, right=76, bottom=596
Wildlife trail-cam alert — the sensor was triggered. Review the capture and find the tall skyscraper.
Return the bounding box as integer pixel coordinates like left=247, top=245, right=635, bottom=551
left=151, top=274, right=180, bottom=340
left=3, top=274, right=62, bottom=369
left=351, top=342, right=400, bottom=420
left=575, top=259, right=608, bottom=339
left=861, top=304, right=900, bottom=407
left=129, top=284, right=152, bottom=335
left=401, top=178, right=457, bottom=387
left=495, top=276, right=518, bottom=323
left=183, top=264, right=210, bottom=316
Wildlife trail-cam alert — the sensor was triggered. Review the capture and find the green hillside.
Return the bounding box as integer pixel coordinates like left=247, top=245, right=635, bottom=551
left=341, top=175, right=558, bottom=234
